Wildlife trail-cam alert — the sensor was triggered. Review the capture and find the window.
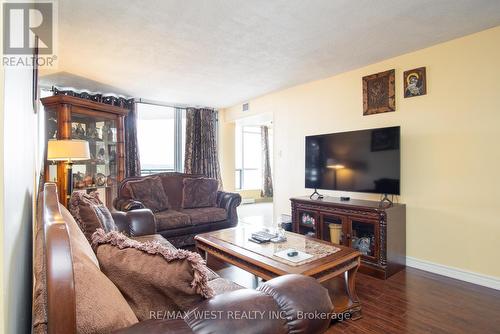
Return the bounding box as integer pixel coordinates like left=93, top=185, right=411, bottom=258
left=235, top=125, right=262, bottom=190
left=137, top=103, right=185, bottom=175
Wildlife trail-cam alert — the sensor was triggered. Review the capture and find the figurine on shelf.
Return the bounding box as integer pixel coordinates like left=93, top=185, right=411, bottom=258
left=107, top=126, right=114, bottom=142
left=73, top=123, right=85, bottom=139
left=301, top=213, right=315, bottom=226
left=83, top=175, right=93, bottom=187
left=87, top=127, right=100, bottom=141
left=357, top=237, right=371, bottom=255
left=108, top=148, right=116, bottom=164
left=95, top=173, right=107, bottom=186
left=96, top=148, right=106, bottom=163
left=73, top=172, right=84, bottom=189
left=47, top=117, right=57, bottom=139
left=106, top=176, right=116, bottom=186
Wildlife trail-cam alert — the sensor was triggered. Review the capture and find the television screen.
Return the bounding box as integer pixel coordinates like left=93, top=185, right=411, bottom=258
left=305, top=126, right=400, bottom=195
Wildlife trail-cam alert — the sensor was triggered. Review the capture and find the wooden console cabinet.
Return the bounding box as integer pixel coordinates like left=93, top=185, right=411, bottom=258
left=290, top=196, right=405, bottom=279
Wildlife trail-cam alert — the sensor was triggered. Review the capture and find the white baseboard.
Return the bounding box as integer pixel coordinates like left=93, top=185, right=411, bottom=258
left=406, top=256, right=500, bottom=291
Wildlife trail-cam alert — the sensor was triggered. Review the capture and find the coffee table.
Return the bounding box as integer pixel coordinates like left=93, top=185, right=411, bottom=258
left=195, top=226, right=362, bottom=319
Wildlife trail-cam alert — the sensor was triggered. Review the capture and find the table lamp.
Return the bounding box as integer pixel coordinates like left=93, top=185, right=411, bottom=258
left=47, top=139, right=90, bottom=199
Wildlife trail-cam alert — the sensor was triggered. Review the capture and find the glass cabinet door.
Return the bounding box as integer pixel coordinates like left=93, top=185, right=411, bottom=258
left=70, top=113, right=118, bottom=205
left=320, top=214, right=346, bottom=245
left=45, top=109, right=59, bottom=182
left=348, top=218, right=379, bottom=262
left=295, top=209, right=318, bottom=237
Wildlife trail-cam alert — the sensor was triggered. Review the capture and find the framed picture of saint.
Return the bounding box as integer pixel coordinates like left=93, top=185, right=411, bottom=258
left=362, top=69, right=395, bottom=115
left=404, top=67, right=427, bottom=98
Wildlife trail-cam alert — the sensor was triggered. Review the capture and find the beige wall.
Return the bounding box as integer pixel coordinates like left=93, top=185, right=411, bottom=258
left=221, top=26, right=500, bottom=279
left=2, top=67, right=35, bottom=333
left=0, top=2, right=5, bottom=330
left=237, top=189, right=263, bottom=200
left=1, top=9, right=35, bottom=332
left=0, top=46, right=4, bottom=334
left=218, top=111, right=236, bottom=191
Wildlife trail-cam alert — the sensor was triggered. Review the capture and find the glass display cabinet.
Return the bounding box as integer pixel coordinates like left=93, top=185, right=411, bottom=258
left=349, top=218, right=379, bottom=261
left=42, top=95, right=129, bottom=208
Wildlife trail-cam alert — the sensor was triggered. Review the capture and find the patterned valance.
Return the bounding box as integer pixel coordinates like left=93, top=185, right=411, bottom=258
left=52, top=87, right=134, bottom=109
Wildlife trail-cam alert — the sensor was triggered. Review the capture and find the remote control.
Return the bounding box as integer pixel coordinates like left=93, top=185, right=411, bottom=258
left=248, top=237, right=264, bottom=244
left=251, top=231, right=276, bottom=241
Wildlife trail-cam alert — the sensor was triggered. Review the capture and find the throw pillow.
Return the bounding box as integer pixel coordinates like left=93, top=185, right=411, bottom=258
left=91, top=229, right=214, bottom=321
left=182, top=177, right=218, bottom=209
left=125, top=176, right=169, bottom=212
left=63, top=206, right=139, bottom=333
left=69, top=191, right=117, bottom=242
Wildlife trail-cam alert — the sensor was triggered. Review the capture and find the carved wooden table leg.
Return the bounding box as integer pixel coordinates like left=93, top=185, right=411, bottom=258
left=345, top=259, right=362, bottom=320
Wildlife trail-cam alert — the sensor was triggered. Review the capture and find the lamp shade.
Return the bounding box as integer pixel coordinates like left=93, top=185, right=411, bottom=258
left=47, top=139, right=90, bottom=161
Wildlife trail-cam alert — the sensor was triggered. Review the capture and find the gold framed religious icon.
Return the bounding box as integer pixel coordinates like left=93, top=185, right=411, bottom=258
left=404, top=67, right=427, bottom=98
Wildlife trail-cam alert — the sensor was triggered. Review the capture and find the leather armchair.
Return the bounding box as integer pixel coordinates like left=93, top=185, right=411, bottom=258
left=216, top=190, right=242, bottom=227
left=112, top=209, right=157, bottom=237
left=112, top=274, right=333, bottom=334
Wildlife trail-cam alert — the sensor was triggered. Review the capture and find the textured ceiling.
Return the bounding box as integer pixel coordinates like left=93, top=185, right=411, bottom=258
left=42, top=0, right=500, bottom=107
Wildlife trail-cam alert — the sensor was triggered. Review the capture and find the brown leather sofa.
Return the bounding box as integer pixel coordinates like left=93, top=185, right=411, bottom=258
left=34, top=183, right=334, bottom=334
left=114, top=172, right=241, bottom=248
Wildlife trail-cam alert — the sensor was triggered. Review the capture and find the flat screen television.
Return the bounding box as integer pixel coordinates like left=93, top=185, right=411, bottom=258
left=305, top=126, right=400, bottom=195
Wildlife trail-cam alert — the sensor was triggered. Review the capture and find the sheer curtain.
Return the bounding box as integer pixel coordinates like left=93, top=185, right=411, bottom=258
left=261, top=125, right=273, bottom=197
left=184, top=108, right=223, bottom=188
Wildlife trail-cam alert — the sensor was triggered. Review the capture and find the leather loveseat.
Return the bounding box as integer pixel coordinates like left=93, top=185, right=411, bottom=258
left=33, top=183, right=334, bottom=334
left=114, top=172, right=241, bottom=248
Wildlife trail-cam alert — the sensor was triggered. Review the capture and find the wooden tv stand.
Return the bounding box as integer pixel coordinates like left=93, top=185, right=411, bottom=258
left=290, top=196, right=406, bottom=279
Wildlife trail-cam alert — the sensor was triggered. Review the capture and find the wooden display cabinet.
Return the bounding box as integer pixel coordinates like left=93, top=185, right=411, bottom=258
left=42, top=95, right=129, bottom=208
left=291, top=196, right=406, bottom=279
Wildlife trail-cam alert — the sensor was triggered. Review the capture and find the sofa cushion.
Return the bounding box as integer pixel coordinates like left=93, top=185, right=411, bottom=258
left=155, top=210, right=191, bottom=230
left=69, top=191, right=117, bottom=242
left=92, top=229, right=214, bottom=321
left=62, top=206, right=139, bottom=333
left=182, top=177, right=218, bottom=209
left=158, top=173, right=187, bottom=209
left=182, top=207, right=227, bottom=225
left=126, top=176, right=169, bottom=212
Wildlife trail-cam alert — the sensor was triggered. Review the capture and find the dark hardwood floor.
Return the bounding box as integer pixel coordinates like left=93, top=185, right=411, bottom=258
left=324, top=268, right=500, bottom=334
left=208, top=258, right=500, bottom=334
